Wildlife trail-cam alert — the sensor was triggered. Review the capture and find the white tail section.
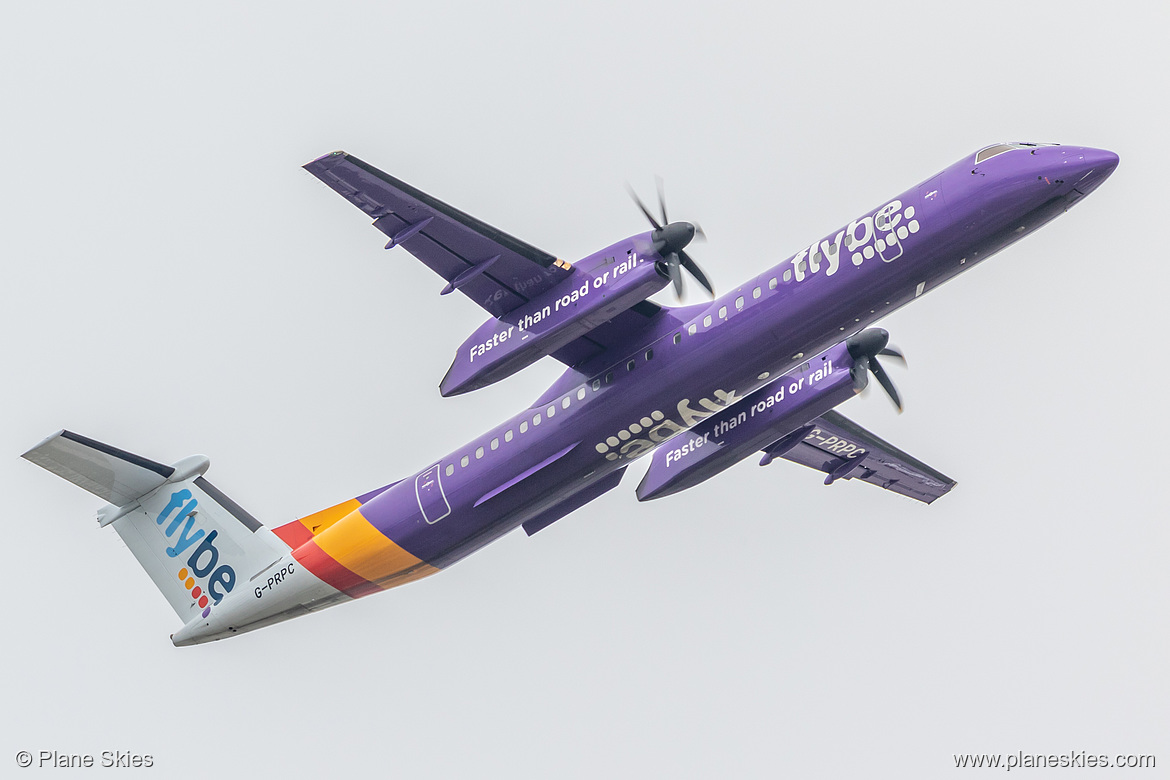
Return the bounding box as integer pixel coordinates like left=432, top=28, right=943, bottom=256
left=23, top=431, right=288, bottom=621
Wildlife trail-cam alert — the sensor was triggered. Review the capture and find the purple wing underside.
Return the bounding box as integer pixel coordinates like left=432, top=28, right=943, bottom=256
left=776, top=410, right=956, bottom=504
left=303, top=152, right=574, bottom=318
left=547, top=300, right=664, bottom=368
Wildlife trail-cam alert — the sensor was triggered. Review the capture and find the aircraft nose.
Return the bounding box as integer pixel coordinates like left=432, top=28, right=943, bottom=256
left=1057, top=146, right=1119, bottom=195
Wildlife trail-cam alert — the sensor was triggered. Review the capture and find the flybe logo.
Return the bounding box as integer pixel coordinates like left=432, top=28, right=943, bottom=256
left=594, top=388, right=739, bottom=462
left=787, top=200, right=922, bottom=283
left=156, top=489, right=236, bottom=613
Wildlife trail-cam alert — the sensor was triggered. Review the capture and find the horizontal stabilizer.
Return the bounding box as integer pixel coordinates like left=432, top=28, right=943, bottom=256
left=23, top=430, right=180, bottom=506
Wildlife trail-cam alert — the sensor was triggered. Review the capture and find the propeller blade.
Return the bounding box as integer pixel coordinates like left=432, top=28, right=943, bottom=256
left=625, top=184, right=662, bottom=230
left=692, top=220, right=707, bottom=242
left=666, top=254, right=685, bottom=298
left=868, top=356, right=903, bottom=412
left=878, top=346, right=906, bottom=365
left=656, top=175, right=669, bottom=226
left=851, top=358, right=870, bottom=393
left=678, top=249, right=715, bottom=297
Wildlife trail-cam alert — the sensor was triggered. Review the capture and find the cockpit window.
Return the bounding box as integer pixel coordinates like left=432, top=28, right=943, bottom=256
left=975, top=142, right=1058, bottom=164
left=975, top=144, right=1017, bottom=163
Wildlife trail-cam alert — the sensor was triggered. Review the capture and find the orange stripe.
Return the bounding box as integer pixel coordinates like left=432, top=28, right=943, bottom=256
left=292, top=539, right=380, bottom=598
left=297, top=498, right=363, bottom=537
left=312, top=506, right=440, bottom=590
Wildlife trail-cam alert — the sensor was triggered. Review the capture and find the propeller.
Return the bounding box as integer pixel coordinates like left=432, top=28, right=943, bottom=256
left=846, top=328, right=907, bottom=412
left=626, top=180, right=714, bottom=300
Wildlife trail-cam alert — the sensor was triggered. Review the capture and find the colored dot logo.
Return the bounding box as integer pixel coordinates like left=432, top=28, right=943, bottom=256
left=595, top=411, right=665, bottom=460
left=849, top=205, right=920, bottom=266
left=178, top=567, right=212, bottom=618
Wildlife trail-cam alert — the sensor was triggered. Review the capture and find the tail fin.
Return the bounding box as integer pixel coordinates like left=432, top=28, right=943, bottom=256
left=23, top=431, right=288, bottom=621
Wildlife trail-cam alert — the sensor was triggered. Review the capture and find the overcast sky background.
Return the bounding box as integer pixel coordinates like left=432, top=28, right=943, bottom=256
left=3, top=2, right=1165, bottom=778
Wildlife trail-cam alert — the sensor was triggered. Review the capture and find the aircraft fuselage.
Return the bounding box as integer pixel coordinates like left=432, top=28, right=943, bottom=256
left=171, top=143, right=1118, bottom=645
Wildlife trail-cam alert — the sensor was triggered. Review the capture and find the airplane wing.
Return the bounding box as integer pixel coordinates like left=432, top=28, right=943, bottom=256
left=768, top=410, right=956, bottom=504
left=304, top=151, right=575, bottom=318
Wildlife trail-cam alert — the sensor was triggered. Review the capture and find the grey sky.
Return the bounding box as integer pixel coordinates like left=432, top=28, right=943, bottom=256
left=3, top=2, right=1166, bottom=778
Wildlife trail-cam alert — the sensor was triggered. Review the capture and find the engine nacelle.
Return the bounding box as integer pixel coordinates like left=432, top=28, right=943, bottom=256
left=441, top=241, right=668, bottom=396
left=635, top=341, right=859, bottom=500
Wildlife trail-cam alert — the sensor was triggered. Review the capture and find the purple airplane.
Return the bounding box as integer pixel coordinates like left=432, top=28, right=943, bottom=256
left=24, top=142, right=1118, bottom=645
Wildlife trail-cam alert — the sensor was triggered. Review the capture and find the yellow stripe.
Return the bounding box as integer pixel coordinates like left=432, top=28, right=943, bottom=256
left=312, top=507, right=439, bottom=590
left=296, top=498, right=361, bottom=537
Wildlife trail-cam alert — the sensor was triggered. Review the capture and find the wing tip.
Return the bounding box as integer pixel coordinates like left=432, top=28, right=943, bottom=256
left=303, top=150, right=349, bottom=172
left=21, top=429, right=67, bottom=460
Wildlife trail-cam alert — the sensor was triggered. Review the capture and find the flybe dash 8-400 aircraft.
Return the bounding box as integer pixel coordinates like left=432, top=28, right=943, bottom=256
left=23, top=142, right=1118, bottom=646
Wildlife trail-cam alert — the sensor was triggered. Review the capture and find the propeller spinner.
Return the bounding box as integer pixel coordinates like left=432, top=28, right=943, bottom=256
left=626, top=180, right=714, bottom=300
left=846, top=328, right=907, bottom=412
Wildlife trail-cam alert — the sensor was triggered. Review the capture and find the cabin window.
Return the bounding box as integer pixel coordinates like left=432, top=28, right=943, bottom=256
left=783, top=269, right=792, bottom=282
left=605, top=371, right=614, bottom=384
left=687, top=324, right=697, bottom=335
left=460, top=455, right=470, bottom=467
left=719, top=306, right=727, bottom=319
left=490, top=437, right=499, bottom=451
left=533, top=413, right=542, bottom=426
left=673, top=332, right=682, bottom=345
left=563, top=397, right=572, bottom=408
left=735, top=296, right=744, bottom=310
left=769, top=277, right=778, bottom=290
left=800, top=362, right=810, bottom=372
left=520, top=421, right=528, bottom=433
left=547, top=405, right=555, bottom=417
left=627, top=359, right=636, bottom=372
left=445, top=464, right=454, bottom=477
left=577, top=388, right=586, bottom=400
left=753, top=286, right=761, bottom=299
left=798, top=260, right=807, bottom=274
left=645, top=349, right=654, bottom=361
left=475, top=446, right=484, bottom=459
left=592, top=379, right=601, bottom=391
left=505, top=429, right=513, bottom=442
